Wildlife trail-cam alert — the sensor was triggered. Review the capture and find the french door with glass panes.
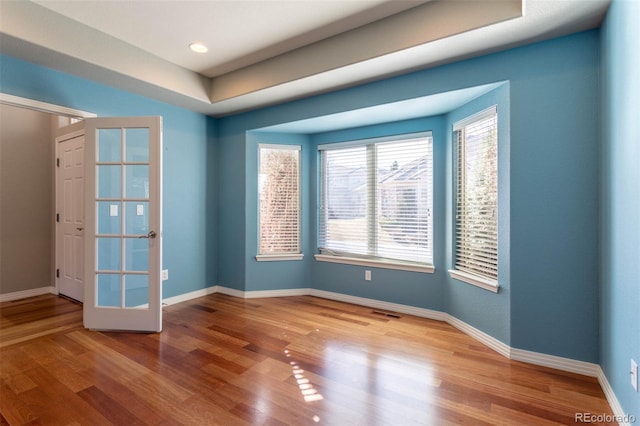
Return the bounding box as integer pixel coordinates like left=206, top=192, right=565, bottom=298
left=59, top=116, right=163, bottom=332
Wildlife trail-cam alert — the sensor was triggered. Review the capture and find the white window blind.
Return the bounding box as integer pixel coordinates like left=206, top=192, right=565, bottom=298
left=258, top=145, right=301, bottom=255
left=319, top=134, right=433, bottom=265
left=453, top=107, right=498, bottom=282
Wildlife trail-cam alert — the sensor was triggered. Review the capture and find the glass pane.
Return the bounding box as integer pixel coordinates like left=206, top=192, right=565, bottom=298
left=125, top=238, right=148, bottom=272
left=97, top=237, right=121, bottom=271
left=124, top=275, right=149, bottom=308
left=376, top=139, right=431, bottom=263
left=125, top=202, right=149, bottom=235
left=97, top=202, right=121, bottom=235
left=97, top=129, right=121, bottom=162
left=258, top=147, right=300, bottom=255
left=320, top=147, right=368, bottom=255
left=125, top=165, right=149, bottom=199
left=97, top=165, right=122, bottom=198
left=97, top=274, right=120, bottom=307
left=125, top=128, right=149, bottom=162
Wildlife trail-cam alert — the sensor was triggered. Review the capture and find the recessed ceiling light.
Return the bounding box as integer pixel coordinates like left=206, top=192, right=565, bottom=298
left=189, top=43, right=208, bottom=53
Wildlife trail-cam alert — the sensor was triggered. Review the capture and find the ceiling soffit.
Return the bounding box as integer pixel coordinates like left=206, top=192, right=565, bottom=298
left=0, top=0, right=609, bottom=116
left=209, top=0, right=522, bottom=103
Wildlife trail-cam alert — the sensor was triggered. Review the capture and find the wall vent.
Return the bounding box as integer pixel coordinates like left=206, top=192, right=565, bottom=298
left=372, top=310, right=402, bottom=319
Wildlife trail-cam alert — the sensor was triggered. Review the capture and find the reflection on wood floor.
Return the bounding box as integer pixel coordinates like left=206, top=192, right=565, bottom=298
left=1, top=294, right=615, bottom=425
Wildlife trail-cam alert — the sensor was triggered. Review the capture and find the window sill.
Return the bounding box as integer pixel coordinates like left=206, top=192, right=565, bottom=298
left=315, top=254, right=434, bottom=273
left=448, top=269, right=499, bottom=293
left=256, top=254, right=304, bottom=262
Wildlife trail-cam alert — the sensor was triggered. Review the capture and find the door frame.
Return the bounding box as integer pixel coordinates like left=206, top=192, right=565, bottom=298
left=0, top=93, right=96, bottom=298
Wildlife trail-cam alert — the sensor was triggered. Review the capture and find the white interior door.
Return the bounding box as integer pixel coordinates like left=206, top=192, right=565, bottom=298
left=56, top=126, right=85, bottom=302
left=83, top=116, right=163, bottom=332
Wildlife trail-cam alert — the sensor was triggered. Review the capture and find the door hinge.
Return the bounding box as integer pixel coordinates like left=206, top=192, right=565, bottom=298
left=56, top=213, right=59, bottom=222
left=56, top=269, right=60, bottom=278
left=56, top=158, right=60, bottom=167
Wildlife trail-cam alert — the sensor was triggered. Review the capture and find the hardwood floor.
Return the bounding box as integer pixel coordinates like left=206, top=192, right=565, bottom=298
left=1, top=294, right=615, bottom=425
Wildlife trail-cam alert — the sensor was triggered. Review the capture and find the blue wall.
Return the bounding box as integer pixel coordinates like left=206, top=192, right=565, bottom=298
left=505, top=34, right=600, bottom=362
left=600, top=0, right=640, bottom=418
left=2, top=25, right=614, bottom=376
left=445, top=83, right=511, bottom=346
left=216, top=116, right=247, bottom=290
left=245, top=131, right=312, bottom=291
left=0, top=54, right=217, bottom=299
left=217, top=31, right=601, bottom=364
left=309, top=117, right=447, bottom=311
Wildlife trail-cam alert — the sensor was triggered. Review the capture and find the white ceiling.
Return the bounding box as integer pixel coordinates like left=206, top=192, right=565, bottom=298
left=0, top=0, right=610, bottom=117
left=31, top=0, right=429, bottom=78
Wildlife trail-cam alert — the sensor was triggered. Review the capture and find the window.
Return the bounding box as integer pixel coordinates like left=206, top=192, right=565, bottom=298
left=450, top=107, right=498, bottom=291
left=317, top=133, right=433, bottom=271
left=257, top=144, right=302, bottom=261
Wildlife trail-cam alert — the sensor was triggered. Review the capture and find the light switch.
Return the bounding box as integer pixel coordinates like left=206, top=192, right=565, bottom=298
left=109, top=204, right=118, bottom=216
left=136, top=204, right=144, bottom=216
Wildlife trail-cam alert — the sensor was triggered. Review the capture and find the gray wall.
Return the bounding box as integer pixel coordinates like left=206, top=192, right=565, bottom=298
left=0, top=104, right=54, bottom=294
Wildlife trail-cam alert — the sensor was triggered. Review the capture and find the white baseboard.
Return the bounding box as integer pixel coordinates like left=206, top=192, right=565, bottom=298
left=216, top=285, right=311, bottom=299
left=162, top=286, right=217, bottom=306
left=308, top=290, right=510, bottom=359
left=309, top=291, right=605, bottom=380
left=0, top=286, right=56, bottom=303
left=509, top=347, right=601, bottom=377
left=43, top=282, right=620, bottom=419
left=214, top=285, right=244, bottom=298
left=204, top=287, right=600, bottom=372
left=241, top=288, right=627, bottom=421
left=309, top=289, right=446, bottom=321
left=595, top=366, right=633, bottom=426
left=444, top=313, right=511, bottom=358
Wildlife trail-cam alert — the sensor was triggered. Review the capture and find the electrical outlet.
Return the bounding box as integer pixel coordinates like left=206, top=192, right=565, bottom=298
left=631, top=359, right=638, bottom=392
left=162, top=269, right=169, bottom=281
left=365, top=270, right=371, bottom=281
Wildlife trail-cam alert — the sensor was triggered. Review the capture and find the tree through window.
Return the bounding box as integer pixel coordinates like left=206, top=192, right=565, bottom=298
left=258, top=145, right=301, bottom=255
left=452, top=107, right=498, bottom=284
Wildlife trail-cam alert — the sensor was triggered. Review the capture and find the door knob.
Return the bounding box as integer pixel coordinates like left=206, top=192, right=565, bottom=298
left=138, top=230, right=157, bottom=239
left=76, top=227, right=84, bottom=231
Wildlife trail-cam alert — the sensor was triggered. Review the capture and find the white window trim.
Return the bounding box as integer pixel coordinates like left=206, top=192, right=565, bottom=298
left=259, top=143, right=301, bottom=151
left=448, top=269, right=499, bottom=293
left=256, top=254, right=304, bottom=262
left=318, top=131, right=434, bottom=266
left=315, top=254, right=434, bottom=274
left=451, top=105, right=499, bottom=292
left=317, top=131, right=431, bottom=150
left=257, top=143, right=302, bottom=259
left=452, top=105, right=497, bottom=131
